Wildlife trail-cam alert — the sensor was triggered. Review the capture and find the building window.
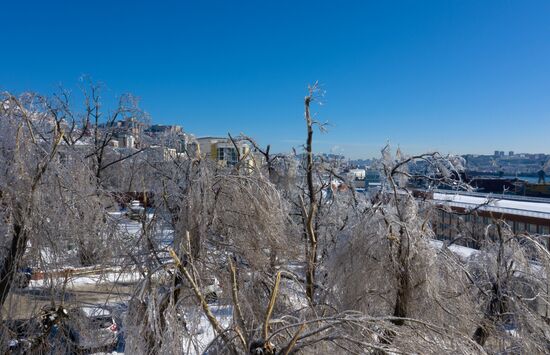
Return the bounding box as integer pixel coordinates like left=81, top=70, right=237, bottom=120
left=528, top=223, right=537, bottom=234
left=227, top=148, right=238, bottom=165
left=217, top=147, right=239, bottom=165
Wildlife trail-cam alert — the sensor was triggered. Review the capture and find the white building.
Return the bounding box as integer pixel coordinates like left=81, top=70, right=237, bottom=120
left=347, top=168, right=366, bottom=180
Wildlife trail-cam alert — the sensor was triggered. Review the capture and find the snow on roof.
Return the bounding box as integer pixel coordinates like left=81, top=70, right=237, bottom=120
left=196, top=136, right=226, bottom=141
left=433, top=192, right=550, bottom=220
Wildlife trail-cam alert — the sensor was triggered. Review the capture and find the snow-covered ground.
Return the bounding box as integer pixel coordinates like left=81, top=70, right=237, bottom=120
left=182, top=305, right=233, bottom=354
left=28, top=269, right=143, bottom=289
left=429, top=239, right=479, bottom=259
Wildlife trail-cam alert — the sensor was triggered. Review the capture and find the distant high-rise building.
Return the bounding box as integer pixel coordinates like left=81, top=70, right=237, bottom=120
left=148, top=124, right=182, bottom=134
left=509, top=151, right=514, bottom=156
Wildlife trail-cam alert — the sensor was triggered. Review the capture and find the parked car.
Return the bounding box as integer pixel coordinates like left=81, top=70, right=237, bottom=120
left=203, top=277, right=222, bottom=303
left=14, top=267, right=33, bottom=289
left=156, top=266, right=222, bottom=303
left=62, top=306, right=119, bottom=352
left=126, top=200, right=145, bottom=221
left=4, top=318, right=40, bottom=353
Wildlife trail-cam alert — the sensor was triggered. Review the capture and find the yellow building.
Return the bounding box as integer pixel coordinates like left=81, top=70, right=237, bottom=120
left=196, top=137, right=254, bottom=168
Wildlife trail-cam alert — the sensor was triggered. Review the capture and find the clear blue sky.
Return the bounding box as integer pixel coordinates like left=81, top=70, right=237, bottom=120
left=2, top=0, right=550, bottom=158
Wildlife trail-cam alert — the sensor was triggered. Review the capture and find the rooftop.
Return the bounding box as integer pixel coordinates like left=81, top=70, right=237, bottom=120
left=433, top=191, right=550, bottom=220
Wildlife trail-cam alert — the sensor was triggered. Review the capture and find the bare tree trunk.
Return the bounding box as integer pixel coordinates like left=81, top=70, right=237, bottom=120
left=0, top=107, right=62, bottom=308
left=241, top=135, right=275, bottom=182
left=392, top=227, right=410, bottom=326
left=473, top=224, right=507, bottom=346
left=0, top=220, right=26, bottom=308
left=393, top=275, right=410, bottom=325
left=303, top=91, right=318, bottom=304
